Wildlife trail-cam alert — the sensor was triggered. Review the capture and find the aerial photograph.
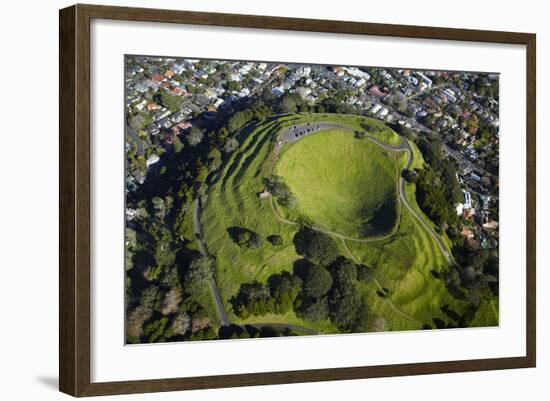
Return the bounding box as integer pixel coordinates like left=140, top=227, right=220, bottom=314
left=124, top=55, right=500, bottom=344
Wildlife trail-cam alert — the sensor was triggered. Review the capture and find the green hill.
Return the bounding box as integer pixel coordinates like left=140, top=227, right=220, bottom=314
left=275, top=129, right=398, bottom=238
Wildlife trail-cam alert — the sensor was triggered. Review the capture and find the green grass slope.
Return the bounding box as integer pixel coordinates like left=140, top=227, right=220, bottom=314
left=201, top=112, right=462, bottom=333
left=275, top=129, right=398, bottom=238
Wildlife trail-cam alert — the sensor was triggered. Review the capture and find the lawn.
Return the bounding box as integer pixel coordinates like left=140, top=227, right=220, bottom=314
left=275, top=129, right=399, bottom=239
left=201, top=112, right=464, bottom=332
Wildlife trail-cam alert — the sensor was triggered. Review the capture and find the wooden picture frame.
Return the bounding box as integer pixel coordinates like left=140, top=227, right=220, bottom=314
left=59, top=3, right=536, bottom=397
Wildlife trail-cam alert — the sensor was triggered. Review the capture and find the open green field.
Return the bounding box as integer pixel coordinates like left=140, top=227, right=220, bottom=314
left=275, top=130, right=398, bottom=239
left=200, top=112, right=493, bottom=333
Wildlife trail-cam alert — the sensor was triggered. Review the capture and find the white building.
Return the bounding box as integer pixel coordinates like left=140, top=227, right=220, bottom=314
left=370, top=104, right=382, bottom=114
left=462, top=189, right=472, bottom=209
left=146, top=154, right=160, bottom=168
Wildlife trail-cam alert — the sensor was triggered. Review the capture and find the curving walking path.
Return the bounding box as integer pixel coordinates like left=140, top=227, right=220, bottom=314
left=269, top=121, right=453, bottom=264
left=341, top=238, right=421, bottom=325
left=192, top=119, right=453, bottom=335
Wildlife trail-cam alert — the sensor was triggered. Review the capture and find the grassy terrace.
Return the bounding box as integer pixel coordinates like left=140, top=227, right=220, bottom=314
left=200, top=113, right=489, bottom=332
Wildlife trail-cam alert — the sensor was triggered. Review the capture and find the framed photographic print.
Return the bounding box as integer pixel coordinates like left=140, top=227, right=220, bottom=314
left=59, top=4, right=536, bottom=397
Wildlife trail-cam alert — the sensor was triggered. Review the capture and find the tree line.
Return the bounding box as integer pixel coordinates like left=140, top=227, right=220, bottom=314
left=231, top=227, right=375, bottom=333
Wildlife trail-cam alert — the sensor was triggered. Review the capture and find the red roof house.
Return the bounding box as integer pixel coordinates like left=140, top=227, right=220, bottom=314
left=151, top=74, right=166, bottom=83
left=368, top=85, right=388, bottom=98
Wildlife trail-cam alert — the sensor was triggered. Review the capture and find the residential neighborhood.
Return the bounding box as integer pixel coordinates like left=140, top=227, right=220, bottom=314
left=124, top=55, right=500, bottom=343
left=125, top=56, right=499, bottom=257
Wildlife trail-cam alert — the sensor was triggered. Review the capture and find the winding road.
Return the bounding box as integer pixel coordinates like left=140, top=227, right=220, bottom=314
left=191, top=119, right=454, bottom=335
left=271, top=121, right=453, bottom=264
left=192, top=199, right=320, bottom=334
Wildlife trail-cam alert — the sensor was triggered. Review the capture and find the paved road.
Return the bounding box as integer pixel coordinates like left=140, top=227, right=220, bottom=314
left=192, top=199, right=231, bottom=327
left=247, top=323, right=319, bottom=335
left=192, top=199, right=323, bottom=334
left=396, top=136, right=454, bottom=264
left=272, top=122, right=453, bottom=264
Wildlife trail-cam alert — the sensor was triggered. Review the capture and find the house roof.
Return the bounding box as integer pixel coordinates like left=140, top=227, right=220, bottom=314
left=368, top=85, right=388, bottom=98
left=172, top=87, right=184, bottom=96
left=151, top=74, right=165, bottom=82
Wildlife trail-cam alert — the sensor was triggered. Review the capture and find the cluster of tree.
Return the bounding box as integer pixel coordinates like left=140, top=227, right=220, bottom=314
left=421, top=302, right=480, bottom=330
left=232, top=227, right=374, bottom=333
left=126, top=75, right=321, bottom=344
left=155, top=90, right=183, bottom=112
left=401, top=168, right=419, bottom=183
left=415, top=168, right=458, bottom=228
left=227, top=101, right=272, bottom=132
left=471, top=75, right=499, bottom=100
left=232, top=271, right=302, bottom=318
left=125, top=179, right=221, bottom=343
left=227, top=226, right=264, bottom=249
left=413, top=136, right=461, bottom=229
left=263, top=176, right=296, bottom=208
left=277, top=92, right=303, bottom=114
left=420, top=241, right=499, bottom=330
left=446, top=240, right=499, bottom=299
left=318, top=93, right=359, bottom=115
left=218, top=324, right=300, bottom=340
left=223, top=80, right=242, bottom=92
left=128, top=112, right=153, bottom=132
left=126, top=253, right=221, bottom=343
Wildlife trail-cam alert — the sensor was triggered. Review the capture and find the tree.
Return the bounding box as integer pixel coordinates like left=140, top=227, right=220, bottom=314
left=268, top=272, right=302, bottom=314
left=263, top=176, right=295, bottom=208
left=157, top=91, right=183, bottom=112
left=151, top=196, right=168, bottom=220
left=278, top=93, right=302, bottom=113
left=140, top=285, right=161, bottom=310
left=207, top=148, right=222, bottom=172
left=224, top=80, right=241, bottom=92
left=330, top=257, right=358, bottom=286
left=128, top=114, right=147, bottom=131
left=302, top=264, right=333, bottom=298
left=143, top=316, right=169, bottom=342
left=223, top=137, right=239, bottom=153
left=261, top=87, right=276, bottom=104
left=168, top=312, right=191, bottom=336
left=173, top=135, right=184, bottom=153
left=293, top=227, right=339, bottom=266
left=186, top=126, right=204, bottom=147
left=229, top=227, right=263, bottom=249
left=126, top=305, right=153, bottom=342
left=184, top=257, right=214, bottom=296
left=232, top=281, right=273, bottom=319
left=298, top=297, right=329, bottom=322
left=329, top=284, right=369, bottom=332
left=267, top=234, right=283, bottom=246
left=160, top=286, right=183, bottom=315
left=125, top=228, right=137, bottom=271
left=401, top=168, right=419, bottom=183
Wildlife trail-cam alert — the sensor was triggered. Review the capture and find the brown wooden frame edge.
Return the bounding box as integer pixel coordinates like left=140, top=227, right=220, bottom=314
left=59, top=3, right=536, bottom=397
